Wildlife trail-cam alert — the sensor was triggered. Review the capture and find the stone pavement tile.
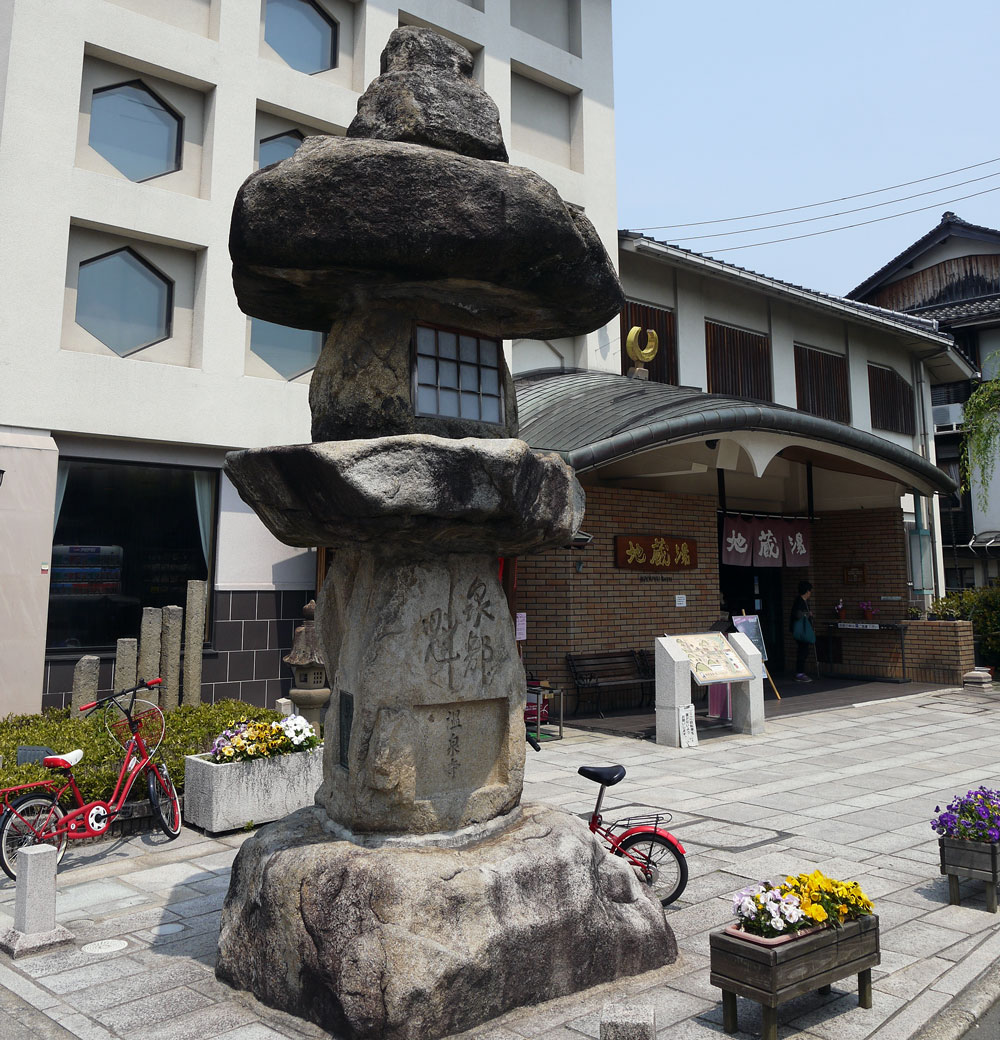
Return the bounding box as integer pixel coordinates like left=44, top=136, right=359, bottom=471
left=95, top=985, right=215, bottom=1033
left=878, top=877, right=951, bottom=913
left=876, top=955, right=951, bottom=998
left=920, top=903, right=1000, bottom=935
left=865, top=988, right=952, bottom=1040
left=937, top=931, right=986, bottom=962
left=565, top=988, right=712, bottom=1038
left=678, top=871, right=757, bottom=904
left=661, top=967, right=722, bottom=1005
left=850, top=872, right=920, bottom=901
left=133, top=909, right=220, bottom=946
left=119, top=1000, right=259, bottom=1040
left=794, top=819, right=886, bottom=844
left=863, top=901, right=924, bottom=932
left=751, top=813, right=820, bottom=833
left=14, top=940, right=135, bottom=980
left=0, top=960, right=63, bottom=1010
left=871, top=949, right=918, bottom=980
left=846, top=833, right=929, bottom=856
left=861, top=853, right=938, bottom=876
left=775, top=835, right=878, bottom=863
left=785, top=990, right=907, bottom=1039
left=163, top=891, right=226, bottom=918
left=188, top=874, right=234, bottom=896
left=930, top=929, right=1000, bottom=996
left=68, top=959, right=212, bottom=1012
left=726, top=852, right=872, bottom=884
left=33, top=954, right=150, bottom=995
left=139, top=928, right=220, bottom=967
left=741, top=792, right=824, bottom=813
left=662, top=898, right=734, bottom=940
left=45, top=1006, right=117, bottom=1040
left=190, top=848, right=242, bottom=873
left=120, top=861, right=217, bottom=892
left=795, top=802, right=873, bottom=821
left=880, top=919, right=970, bottom=959
left=212, top=1026, right=298, bottom=1040
left=54, top=879, right=151, bottom=917
left=63, top=905, right=182, bottom=943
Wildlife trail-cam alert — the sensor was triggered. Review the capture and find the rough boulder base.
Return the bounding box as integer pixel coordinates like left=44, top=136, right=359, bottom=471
left=216, top=804, right=677, bottom=1040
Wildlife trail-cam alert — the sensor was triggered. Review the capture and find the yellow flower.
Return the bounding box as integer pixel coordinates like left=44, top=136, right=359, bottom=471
left=805, top=904, right=828, bottom=923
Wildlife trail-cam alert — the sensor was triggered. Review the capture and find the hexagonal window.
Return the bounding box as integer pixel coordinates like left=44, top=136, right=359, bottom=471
left=265, top=0, right=337, bottom=75
left=89, top=81, right=183, bottom=182
left=259, top=130, right=305, bottom=168
left=250, top=318, right=323, bottom=379
left=76, top=248, right=173, bottom=356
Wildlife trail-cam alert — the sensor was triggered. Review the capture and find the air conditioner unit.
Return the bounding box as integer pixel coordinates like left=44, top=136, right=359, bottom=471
left=933, top=403, right=965, bottom=429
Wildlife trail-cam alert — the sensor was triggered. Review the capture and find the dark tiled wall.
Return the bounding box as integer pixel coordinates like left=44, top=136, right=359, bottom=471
left=203, top=589, right=313, bottom=707
left=42, top=588, right=314, bottom=711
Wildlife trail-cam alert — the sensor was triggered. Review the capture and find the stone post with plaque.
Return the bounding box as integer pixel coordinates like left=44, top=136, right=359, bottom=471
left=216, top=27, right=675, bottom=1040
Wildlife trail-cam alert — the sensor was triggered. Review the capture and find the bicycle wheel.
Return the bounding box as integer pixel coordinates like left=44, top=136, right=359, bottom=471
left=147, top=763, right=182, bottom=839
left=0, top=795, right=67, bottom=881
left=616, top=831, right=688, bottom=906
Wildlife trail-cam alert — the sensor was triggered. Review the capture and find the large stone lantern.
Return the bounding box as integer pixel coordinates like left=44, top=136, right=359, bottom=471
left=217, top=27, right=675, bottom=1040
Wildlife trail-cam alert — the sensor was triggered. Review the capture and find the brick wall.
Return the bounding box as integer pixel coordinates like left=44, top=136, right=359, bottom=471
left=517, top=486, right=720, bottom=697
left=902, top=621, right=974, bottom=685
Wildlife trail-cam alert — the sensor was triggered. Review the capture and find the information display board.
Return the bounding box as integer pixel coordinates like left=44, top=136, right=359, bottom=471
left=671, top=632, right=754, bottom=686
left=732, top=614, right=768, bottom=662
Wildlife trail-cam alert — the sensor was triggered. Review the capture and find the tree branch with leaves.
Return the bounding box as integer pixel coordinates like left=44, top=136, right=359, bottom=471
left=962, top=354, right=1000, bottom=511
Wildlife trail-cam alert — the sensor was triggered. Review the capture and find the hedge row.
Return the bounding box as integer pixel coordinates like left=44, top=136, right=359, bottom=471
left=0, top=700, right=282, bottom=805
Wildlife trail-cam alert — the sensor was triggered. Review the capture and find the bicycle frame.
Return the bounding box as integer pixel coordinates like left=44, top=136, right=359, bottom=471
left=1, top=699, right=160, bottom=843
left=588, top=783, right=686, bottom=859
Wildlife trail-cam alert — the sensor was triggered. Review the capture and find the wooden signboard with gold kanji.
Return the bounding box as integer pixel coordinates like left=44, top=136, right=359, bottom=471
left=615, top=535, right=698, bottom=572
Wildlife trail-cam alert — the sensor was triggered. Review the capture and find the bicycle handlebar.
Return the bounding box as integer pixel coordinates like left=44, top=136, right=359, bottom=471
left=79, top=678, right=162, bottom=712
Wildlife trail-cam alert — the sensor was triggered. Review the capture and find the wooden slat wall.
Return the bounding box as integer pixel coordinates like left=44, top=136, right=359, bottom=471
left=705, top=320, right=772, bottom=400
left=794, top=344, right=850, bottom=423
left=869, top=255, right=1000, bottom=311
left=868, top=364, right=916, bottom=435
left=619, top=301, right=678, bottom=385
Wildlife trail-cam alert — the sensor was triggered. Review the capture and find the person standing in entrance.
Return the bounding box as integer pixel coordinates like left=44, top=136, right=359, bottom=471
left=790, top=580, right=815, bottom=683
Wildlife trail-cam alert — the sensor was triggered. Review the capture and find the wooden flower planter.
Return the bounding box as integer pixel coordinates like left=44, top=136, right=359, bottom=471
left=709, top=915, right=880, bottom=1040
left=939, top=837, right=1000, bottom=913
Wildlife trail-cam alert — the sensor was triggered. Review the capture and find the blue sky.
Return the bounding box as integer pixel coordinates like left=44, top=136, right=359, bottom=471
left=612, top=1, right=1000, bottom=296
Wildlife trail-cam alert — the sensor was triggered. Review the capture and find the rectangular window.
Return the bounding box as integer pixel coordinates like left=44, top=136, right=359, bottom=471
left=868, top=364, right=916, bottom=435
left=413, top=324, right=503, bottom=424
left=620, top=300, right=678, bottom=385
left=47, top=459, right=216, bottom=650
left=794, top=344, right=850, bottom=423
left=705, top=320, right=772, bottom=400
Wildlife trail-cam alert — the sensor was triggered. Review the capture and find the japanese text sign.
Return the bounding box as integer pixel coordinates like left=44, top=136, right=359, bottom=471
left=721, top=516, right=753, bottom=566
left=615, top=535, right=698, bottom=572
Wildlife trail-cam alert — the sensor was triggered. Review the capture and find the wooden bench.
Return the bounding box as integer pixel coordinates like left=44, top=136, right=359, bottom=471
left=566, top=650, right=654, bottom=717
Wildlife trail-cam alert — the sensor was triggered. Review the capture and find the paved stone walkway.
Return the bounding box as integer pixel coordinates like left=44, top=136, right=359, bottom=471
left=1, top=685, right=999, bottom=1039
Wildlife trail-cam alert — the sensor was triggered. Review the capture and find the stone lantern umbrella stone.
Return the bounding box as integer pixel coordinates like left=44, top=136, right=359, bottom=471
left=217, top=26, right=674, bottom=1040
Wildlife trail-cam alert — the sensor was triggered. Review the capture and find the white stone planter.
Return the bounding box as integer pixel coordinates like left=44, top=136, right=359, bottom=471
left=183, top=746, right=324, bottom=834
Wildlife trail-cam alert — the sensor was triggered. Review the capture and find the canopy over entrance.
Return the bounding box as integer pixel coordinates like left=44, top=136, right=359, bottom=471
left=516, top=369, right=955, bottom=508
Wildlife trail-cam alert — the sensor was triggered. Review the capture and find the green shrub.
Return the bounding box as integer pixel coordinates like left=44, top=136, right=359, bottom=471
left=929, top=586, right=1000, bottom=665
left=0, top=700, right=282, bottom=805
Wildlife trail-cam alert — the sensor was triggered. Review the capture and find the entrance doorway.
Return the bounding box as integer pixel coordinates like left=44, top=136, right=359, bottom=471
left=719, top=565, right=785, bottom=673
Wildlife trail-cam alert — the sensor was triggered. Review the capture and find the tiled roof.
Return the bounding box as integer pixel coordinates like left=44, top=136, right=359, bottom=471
left=619, top=231, right=950, bottom=342
left=515, top=368, right=956, bottom=495
left=913, top=294, right=1000, bottom=325
left=847, top=211, right=1000, bottom=300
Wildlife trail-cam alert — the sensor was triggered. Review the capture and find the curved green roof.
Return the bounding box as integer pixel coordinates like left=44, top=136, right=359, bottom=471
left=515, top=369, right=955, bottom=494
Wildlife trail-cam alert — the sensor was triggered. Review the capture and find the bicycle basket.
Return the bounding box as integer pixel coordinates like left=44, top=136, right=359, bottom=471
left=105, top=699, right=165, bottom=757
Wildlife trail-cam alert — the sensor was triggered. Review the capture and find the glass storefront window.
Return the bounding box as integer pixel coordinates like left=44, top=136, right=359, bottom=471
left=47, top=459, right=215, bottom=651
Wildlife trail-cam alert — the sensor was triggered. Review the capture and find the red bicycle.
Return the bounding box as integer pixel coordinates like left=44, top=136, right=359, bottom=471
left=580, top=764, right=688, bottom=905
left=0, top=678, right=181, bottom=880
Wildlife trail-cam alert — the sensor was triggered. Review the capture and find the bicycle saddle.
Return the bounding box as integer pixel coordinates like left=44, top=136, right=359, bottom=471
left=42, top=750, right=84, bottom=769
left=578, top=764, right=626, bottom=786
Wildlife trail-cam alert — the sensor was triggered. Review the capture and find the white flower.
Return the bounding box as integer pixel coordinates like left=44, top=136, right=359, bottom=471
left=738, top=897, right=757, bottom=917
left=769, top=915, right=785, bottom=931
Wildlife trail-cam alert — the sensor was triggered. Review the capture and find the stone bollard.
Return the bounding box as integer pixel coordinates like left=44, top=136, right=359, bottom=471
left=159, top=605, right=183, bottom=711
left=184, top=579, right=208, bottom=703
left=600, top=1003, right=656, bottom=1040
left=275, top=697, right=294, bottom=716
left=115, top=637, right=138, bottom=691
left=964, top=669, right=994, bottom=692
left=70, top=654, right=100, bottom=714
left=0, top=845, right=74, bottom=958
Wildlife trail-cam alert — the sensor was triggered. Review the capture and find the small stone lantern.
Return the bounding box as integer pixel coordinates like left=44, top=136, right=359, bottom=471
left=283, top=600, right=330, bottom=730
